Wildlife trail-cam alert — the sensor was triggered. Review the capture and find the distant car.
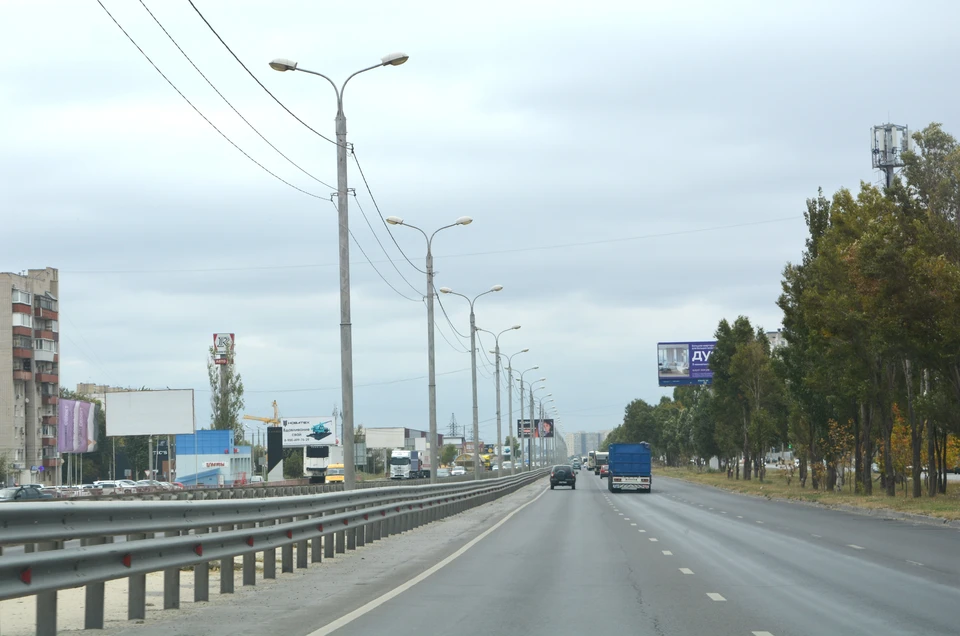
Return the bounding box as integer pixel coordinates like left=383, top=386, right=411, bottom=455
left=491, top=464, right=499, bottom=471
left=135, top=479, right=164, bottom=490
left=0, top=485, right=53, bottom=502
left=600, top=465, right=610, bottom=478
left=451, top=466, right=466, bottom=476
left=550, top=465, right=576, bottom=490
left=159, top=482, right=175, bottom=491
left=572, top=461, right=581, bottom=470
left=436, top=467, right=451, bottom=478
left=501, top=461, right=513, bottom=471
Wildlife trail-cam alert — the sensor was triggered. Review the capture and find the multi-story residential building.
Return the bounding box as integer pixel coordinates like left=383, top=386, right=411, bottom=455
left=76, top=383, right=129, bottom=406
left=565, top=431, right=605, bottom=457
left=1, top=267, right=60, bottom=486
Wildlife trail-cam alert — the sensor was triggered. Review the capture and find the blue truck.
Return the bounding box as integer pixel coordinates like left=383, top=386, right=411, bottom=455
left=607, top=442, right=652, bottom=493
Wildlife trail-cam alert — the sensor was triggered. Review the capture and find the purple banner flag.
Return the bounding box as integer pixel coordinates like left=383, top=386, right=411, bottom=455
left=58, top=399, right=97, bottom=453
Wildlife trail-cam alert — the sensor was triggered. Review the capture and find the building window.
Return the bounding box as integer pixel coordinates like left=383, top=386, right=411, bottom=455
left=36, top=296, right=57, bottom=312
left=12, top=289, right=32, bottom=305
left=48, top=320, right=58, bottom=333
left=34, top=339, right=58, bottom=353
left=12, top=313, right=33, bottom=328
left=13, top=335, right=33, bottom=349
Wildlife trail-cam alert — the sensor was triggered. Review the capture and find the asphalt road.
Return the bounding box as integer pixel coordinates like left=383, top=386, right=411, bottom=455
left=89, top=471, right=960, bottom=636
left=324, top=472, right=960, bottom=636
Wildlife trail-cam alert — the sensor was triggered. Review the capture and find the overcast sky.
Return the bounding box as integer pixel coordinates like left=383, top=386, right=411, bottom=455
left=3, top=0, right=959, bottom=445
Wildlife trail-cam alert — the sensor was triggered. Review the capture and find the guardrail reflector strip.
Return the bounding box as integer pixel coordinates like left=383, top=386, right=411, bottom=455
left=122, top=554, right=132, bottom=568
left=246, top=537, right=254, bottom=547
left=19, top=567, right=31, bottom=584
left=194, top=544, right=203, bottom=556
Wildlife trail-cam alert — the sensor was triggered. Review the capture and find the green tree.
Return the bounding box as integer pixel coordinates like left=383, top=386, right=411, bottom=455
left=207, top=346, right=245, bottom=437
left=283, top=448, right=303, bottom=479
left=441, top=444, right=458, bottom=466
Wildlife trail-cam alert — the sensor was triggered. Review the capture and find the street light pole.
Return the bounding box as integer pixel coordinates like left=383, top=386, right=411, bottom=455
left=479, top=326, right=521, bottom=477
left=268, top=53, right=408, bottom=490
left=439, top=286, right=503, bottom=480
left=516, top=368, right=539, bottom=472
left=491, top=348, right=528, bottom=476
left=387, top=216, right=472, bottom=483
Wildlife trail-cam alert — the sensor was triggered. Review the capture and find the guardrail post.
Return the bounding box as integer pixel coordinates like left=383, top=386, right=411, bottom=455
left=367, top=517, right=377, bottom=543
left=195, top=528, right=210, bottom=602
left=311, top=523, right=323, bottom=564
left=220, top=525, right=235, bottom=594
left=263, top=520, right=276, bottom=579
left=36, top=541, right=59, bottom=636
left=164, top=530, right=181, bottom=609
left=128, top=533, right=147, bottom=620
left=347, top=507, right=357, bottom=551
left=281, top=518, right=294, bottom=573
left=296, top=519, right=309, bottom=569
left=335, top=511, right=345, bottom=553
left=83, top=537, right=108, bottom=629
left=243, top=523, right=257, bottom=586
left=325, top=523, right=335, bottom=559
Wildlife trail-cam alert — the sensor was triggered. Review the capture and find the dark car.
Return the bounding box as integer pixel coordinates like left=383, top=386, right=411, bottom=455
left=550, top=465, right=576, bottom=490
left=600, top=464, right=610, bottom=478
left=0, top=485, right=53, bottom=502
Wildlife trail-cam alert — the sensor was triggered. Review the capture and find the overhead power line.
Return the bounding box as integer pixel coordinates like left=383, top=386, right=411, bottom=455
left=95, top=0, right=327, bottom=200
left=138, top=0, right=335, bottom=190
left=186, top=0, right=340, bottom=147
left=195, top=367, right=472, bottom=394
left=435, top=295, right=471, bottom=340
left=353, top=194, right=422, bottom=296
left=61, top=215, right=801, bottom=275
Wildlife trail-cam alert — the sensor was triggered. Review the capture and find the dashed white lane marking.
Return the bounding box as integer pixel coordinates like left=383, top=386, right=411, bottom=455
left=649, top=538, right=659, bottom=542
left=698, top=504, right=704, bottom=507
left=662, top=550, right=672, bottom=555
left=707, top=593, right=726, bottom=601
left=907, top=560, right=923, bottom=566
left=721, top=511, right=727, bottom=514
left=624, top=517, right=630, bottom=520
left=752, top=632, right=776, bottom=636
left=618, top=513, right=624, bottom=516
left=708, top=507, right=714, bottom=510
left=811, top=534, right=822, bottom=538
left=679, top=568, right=694, bottom=574
left=737, top=515, right=744, bottom=519
left=755, top=520, right=764, bottom=524
left=848, top=544, right=864, bottom=550
left=630, top=523, right=637, bottom=526
left=638, top=529, right=646, bottom=533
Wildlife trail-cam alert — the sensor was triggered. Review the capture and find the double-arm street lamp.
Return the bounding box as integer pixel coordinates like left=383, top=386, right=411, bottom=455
left=490, top=348, right=528, bottom=475
left=477, top=326, right=521, bottom=475
left=268, top=52, right=408, bottom=490
left=386, top=216, right=471, bottom=483
left=438, top=285, right=503, bottom=479
left=516, top=368, right=541, bottom=471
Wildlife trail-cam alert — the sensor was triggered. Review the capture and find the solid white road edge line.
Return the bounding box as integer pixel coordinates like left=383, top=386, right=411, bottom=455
left=306, top=484, right=550, bottom=636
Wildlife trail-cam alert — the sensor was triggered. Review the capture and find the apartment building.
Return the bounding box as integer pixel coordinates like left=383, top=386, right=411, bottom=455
left=1, top=267, right=60, bottom=486
left=565, top=431, right=605, bottom=456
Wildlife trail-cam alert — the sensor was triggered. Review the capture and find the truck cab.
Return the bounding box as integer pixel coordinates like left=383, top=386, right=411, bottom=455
left=325, top=463, right=345, bottom=483
left=390, top=449, right=421, bottom=479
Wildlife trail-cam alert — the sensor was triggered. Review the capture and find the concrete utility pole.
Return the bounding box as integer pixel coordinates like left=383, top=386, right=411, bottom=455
left=478, top=326, right=520, bottom=477
left=268, top=52, right=409, bottom=490
left=438, top=285, right=503, bottom=480
left=386, top=217, right=472, bottom=483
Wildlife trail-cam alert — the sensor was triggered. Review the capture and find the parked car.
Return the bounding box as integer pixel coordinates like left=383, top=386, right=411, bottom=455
left=436, top=467, right=451, bottom=478
left=0, top=485, right=53, bottom=502
left=501, top=461, right=513, bottom=471
left=451, top=466, right=467, bottom=476
left=600, top=464, right=610, bottom=478
left=550, top=465, right=576, bottom=490
left=135, top=479, right=164, bottom=490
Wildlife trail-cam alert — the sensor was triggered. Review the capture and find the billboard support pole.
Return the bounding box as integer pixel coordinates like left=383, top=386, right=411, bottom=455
left=147, top=436, right=152, bottom=480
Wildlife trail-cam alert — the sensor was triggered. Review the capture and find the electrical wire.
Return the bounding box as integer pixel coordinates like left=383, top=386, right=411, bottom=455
left=352, top=150, right=426, bottom=274
left=353, top=194, right=423, bottom=296
left=433, top=311, right=471, bottom=354
left=96, top=0, right=328, bottom=201
left=138, top=0, right=335, bottom=191
left=330, top=200, right=421, bottom=302
left=60, top=215, right=801, bottom=275
left=195, top=367, right=472, bottom=394
left=186, top=0, right=340, bottom=147
left=435, top=295, right=471, bottom=341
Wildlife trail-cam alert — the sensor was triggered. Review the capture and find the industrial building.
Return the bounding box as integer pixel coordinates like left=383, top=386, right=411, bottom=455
left=174, top=429, right=253, bottom=487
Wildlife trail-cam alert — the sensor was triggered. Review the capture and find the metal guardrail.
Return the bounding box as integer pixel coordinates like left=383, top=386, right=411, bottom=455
left=0, top=470, right=547, bottom=636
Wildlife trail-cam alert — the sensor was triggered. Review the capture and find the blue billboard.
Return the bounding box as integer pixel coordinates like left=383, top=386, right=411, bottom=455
left=657, top=341, right=715, bottom=386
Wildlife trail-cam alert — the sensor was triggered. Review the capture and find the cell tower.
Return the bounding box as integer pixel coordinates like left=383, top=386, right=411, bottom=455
left=871, top=123, right=911, bottom=188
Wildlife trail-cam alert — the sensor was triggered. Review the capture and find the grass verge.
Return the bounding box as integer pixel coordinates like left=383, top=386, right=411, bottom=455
left=658, top=466, right=960, bottom=521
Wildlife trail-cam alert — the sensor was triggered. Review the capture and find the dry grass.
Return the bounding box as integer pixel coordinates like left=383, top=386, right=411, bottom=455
left=658, top=466, right=960, bottom=521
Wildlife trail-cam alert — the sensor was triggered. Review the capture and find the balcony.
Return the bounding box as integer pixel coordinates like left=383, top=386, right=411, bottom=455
left=12, top=303, right=32, bottom=315
left=42, top=395, right=58, bottom=406
left=13, top=326, right=32, bottom=337
left=42, top=415, right=58, bottom=426
left=34, top=329, right=55, bottom=340
left=13, top=370, right=32, bottom=381
left=42, top=457, right=60, bottom=469
left=35, top=307, right=58, bottom=321
left=42, top=435, right=57, bottom=447
left=36, top=373, right=58, bottom=384
left=13, top=348, right=32, bottom=359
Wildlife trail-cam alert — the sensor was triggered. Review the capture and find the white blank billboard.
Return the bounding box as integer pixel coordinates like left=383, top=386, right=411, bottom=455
left=106, top=389, right=195, bottom=436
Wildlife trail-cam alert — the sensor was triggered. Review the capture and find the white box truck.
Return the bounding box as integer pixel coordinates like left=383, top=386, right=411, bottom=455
left=390, top=449, right=428, bottom=479
left=304, top=444, right=344, bottom=483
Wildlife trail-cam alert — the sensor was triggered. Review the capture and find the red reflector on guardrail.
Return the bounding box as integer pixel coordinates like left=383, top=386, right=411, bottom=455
left=19, top=567, right=31, bottom=585
left=363, top=513, right=368, bottom=520
left=395, top=507, right=400, bottom=512
left=342, top=519, right=348, bottom=526
left=317, top=524, right=323, bottom=532
left=286, top=530, right=293, bottom=539
left=381, top=510, right=386, bottom=516
left=122, top=554, right=132, bottom=568
left=246, top=537, right=254, bottom=547
left=194, top=544, right=203, bottom=556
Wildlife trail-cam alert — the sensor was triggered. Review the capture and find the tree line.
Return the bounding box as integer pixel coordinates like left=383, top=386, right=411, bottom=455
left=603, top=123, right=960, bottom=498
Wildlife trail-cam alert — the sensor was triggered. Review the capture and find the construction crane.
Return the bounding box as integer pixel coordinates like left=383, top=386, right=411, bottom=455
left=243, top=401, right=280, bottom=427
